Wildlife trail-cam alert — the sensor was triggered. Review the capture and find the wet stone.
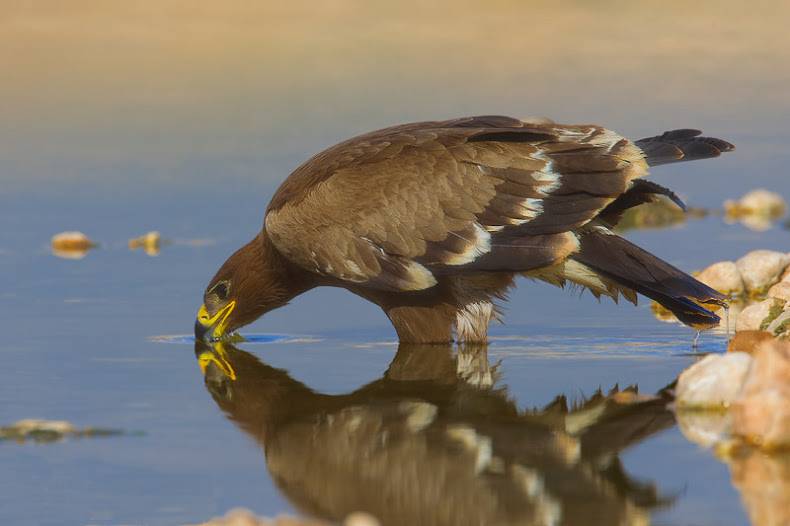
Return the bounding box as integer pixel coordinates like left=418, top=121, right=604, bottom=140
left=731, top=340, right=790, bottom=450
left=724, top=188, right=787, bottom=217
left=696, top=261, right=744, bottom=296
left=736, top=250, right=790, bottom=295
left=675, top=353, right=753, bottom=409
left=728, top=449, right=790, bottom=526
left=728, top=330, right=776, bottom=354
left=768, top=281, right=790, bottom=302
left=735, top=298, right=784, bottom=332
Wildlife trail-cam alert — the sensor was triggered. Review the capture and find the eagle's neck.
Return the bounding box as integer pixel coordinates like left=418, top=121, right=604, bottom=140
left=232, top=232, right=317, bottom=327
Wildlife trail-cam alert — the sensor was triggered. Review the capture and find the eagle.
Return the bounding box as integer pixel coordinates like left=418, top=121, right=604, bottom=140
left=195, top=115, right=732, bottom=343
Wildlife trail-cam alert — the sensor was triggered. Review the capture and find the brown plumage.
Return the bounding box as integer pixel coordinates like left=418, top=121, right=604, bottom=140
left=196, top=115, right=734, bottom=343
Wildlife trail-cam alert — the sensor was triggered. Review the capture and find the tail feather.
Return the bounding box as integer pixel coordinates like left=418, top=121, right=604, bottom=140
left=572, top=229, right=727, bottom=329
left=635, top=129, right=734, bottom=166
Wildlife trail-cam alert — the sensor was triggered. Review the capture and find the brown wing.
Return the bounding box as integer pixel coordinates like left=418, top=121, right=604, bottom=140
left=264, top=116, right=648, bottom=291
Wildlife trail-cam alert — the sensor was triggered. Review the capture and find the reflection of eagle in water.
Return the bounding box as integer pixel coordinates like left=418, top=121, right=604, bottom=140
left=195, top=116, right=732, bottom=343
left=195, top=342, right=676, bottom=526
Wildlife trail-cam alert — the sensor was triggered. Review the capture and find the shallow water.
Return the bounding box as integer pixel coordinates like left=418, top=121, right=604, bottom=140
left=2, top=2, right=790, bottom=525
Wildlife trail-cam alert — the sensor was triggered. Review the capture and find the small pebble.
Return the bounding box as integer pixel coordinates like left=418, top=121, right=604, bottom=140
left=50, top=231, right=96, bottom=259
left=128, top=231, right=162, bottom=256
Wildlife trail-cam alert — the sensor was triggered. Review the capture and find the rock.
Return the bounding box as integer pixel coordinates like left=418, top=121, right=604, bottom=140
left=736, top=298, right=784, bottom=332
left=50, top=231, right=96, bottom=259
left=767, top=281, right=790, bottom=302
left=728, top=330, right=776, bottom=354
left=676, top=410, right=731, bottom=448
left=696, top=261, right=744, bottom=296
left=675, top=353, right=753, bottom=409
left=190, top=509, right=331, bottom=526
left=614, top=198, right=687, bottom=232
left=0, top=419, right=126, bottom=443
left=731, top=340, right=790, bottom=449
left=736, top=250, right=790, bottom=295
left=128, top=231, right=162, bottom=256
left=344, top=512, right=382, bottom=526
left=766, top=310, right=790, bottom=338
left=724, top=189, right=787, bottom=231
left=728, top=449, right=790, bottom=526
left=725, top=189, right=787, bottom=217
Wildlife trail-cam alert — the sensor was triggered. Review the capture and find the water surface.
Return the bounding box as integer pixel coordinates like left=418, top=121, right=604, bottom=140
left=2, top=2, right=789, bottom=525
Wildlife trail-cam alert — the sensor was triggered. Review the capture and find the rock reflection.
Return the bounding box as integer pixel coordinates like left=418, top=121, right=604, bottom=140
left=195, top=342, right=676, bottom=526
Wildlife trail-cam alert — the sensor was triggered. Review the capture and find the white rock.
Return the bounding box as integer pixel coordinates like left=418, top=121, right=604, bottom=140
left=696, top=261, right=744, bottom=296
left=736, top=299, right=780, bottom=332
left=736, top=189, right=787, bottom=216
left=676, top=353, right=753, bottom=409
left=736, top=250, right=790, bottom=294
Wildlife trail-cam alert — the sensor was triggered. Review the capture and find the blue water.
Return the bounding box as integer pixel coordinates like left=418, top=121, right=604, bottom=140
left=2, top=3, right=790, bottom=525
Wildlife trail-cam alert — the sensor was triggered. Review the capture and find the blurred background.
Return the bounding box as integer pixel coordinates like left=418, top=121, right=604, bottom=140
left=1, top=2, right=788, bottom=525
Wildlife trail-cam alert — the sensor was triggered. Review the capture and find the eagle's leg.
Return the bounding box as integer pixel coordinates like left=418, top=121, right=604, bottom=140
left=350, top=284, right=457, bottom=344
left=353, top=273, right=514, bottom=344
left=450, top=273, right=515, bottom=343
left=385, top=303, right=457, bottom=344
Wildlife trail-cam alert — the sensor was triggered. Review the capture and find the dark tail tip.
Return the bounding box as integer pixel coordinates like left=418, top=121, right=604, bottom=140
left=635, top=129, right=734, bottom=166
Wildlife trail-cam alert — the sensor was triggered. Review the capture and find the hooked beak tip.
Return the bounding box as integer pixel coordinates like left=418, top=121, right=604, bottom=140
left=195, top=318, right=210, bottom=341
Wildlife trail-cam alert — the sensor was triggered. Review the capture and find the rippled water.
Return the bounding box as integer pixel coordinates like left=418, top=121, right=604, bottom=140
left=2, top=2, right=789, bottom=525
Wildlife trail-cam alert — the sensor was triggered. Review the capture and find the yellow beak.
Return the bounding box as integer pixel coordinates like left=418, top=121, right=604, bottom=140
left=195, top=301, right=236, bottom=341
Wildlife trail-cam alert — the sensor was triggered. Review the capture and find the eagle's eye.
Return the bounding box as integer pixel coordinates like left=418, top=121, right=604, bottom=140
left=209, top=280, right=231, bottom=301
